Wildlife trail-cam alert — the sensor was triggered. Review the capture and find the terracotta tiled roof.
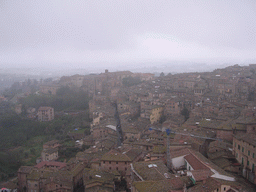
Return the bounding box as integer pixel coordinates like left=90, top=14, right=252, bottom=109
left=170, top=148, right=190, bottom=158
left=38, top=106, right=53, bottom=110
left=199, top=119, right=223, bottom=129
left=43, top=147, right=58, bottom=154
left=211, top=158, right=231, bottom=169
left=190, top=169, right=214, bottom=181
left=132, top=160, right=171, bottom=181
left=44, top=170, right=73, bottom=186
left=234, top=133, right=256, bottom=147
left=133, top=176, right=193, bottom=192
left=43, top=140, right=59, bottom=145
left=70, top=162, right=85, bottom=176
left=188, top=177, right=221, bottom=192
left=27, top=169, right=54, bottom=180
left=34, top=161, right=66, bottom=169
left=83, top=169, right=115, bottom=186
left=184, top=154, right=209, bottom=170
left=101, top=148, right=142, bottom=162
left=189, top=151, right=234, bottom=179
left=18, top=166, right=33, bottom=174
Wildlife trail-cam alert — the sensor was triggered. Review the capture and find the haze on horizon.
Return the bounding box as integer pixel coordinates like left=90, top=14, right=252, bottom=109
left=1, top=0, right=256, bottom=71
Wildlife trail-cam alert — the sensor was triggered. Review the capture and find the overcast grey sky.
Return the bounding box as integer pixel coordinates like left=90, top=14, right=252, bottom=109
left=1, top=0, right=256, bottom=69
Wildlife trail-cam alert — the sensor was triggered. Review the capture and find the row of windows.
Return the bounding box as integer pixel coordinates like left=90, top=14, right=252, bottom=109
left=103, top=161, right=127, bottom=165
left=237, top=144, right=255, bottom=157
left=241, top=157, right=255, bottom=172
left=108, top=167, right=128, bottom=171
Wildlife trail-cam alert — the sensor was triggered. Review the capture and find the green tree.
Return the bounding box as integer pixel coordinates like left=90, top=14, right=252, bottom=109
left=160, top=72, right=165, bottom=77
left=122, top=76, right=141, bottom=87
left=248, top=91, right=255, bottom=101
left=181, top=106, right=189, bottom=122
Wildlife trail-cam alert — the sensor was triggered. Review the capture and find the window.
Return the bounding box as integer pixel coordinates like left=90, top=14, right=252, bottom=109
left=236, top=153, right=238, bottom=158
left=253, top=164, right=255, bottom=172
left=242, top=157, right=244, bottom=165
left=235, top=143, right=236, bottom=147
left=238, top=145, right=240, bottom=150
left=109, top=161, right=111, bottom=164
left=109, top=167, right=111, bottom=170
left=116, top=167, right=118, bottom=170
left=116, top=162, right=118, bottom=164
left=224, top=187, right=226, bottom=191
left=242, top=147, right=244, bottom=152
left=248, top=150, right=250, bottom=156
left=247, top=160, right=250, bottom=166
left=253, top=153, right=255, bottom=158
left=125, top=162, right=127, bottom=165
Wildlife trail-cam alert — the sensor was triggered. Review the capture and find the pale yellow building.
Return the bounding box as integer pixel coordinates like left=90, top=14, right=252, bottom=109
left=233, top=133, right=256, bottom=184
left=150, top=106, right=163, bottom=124
left=141, top=105, right=163, bottom=124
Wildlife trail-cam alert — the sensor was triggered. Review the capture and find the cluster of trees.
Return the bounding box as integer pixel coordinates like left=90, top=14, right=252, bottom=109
left=0, top=111, right=91, bottom=150
left=0, top=111, right=90, bottom=181
left=20, top=86, right=90, bottom=112
left=0, top=150, right=22, bottom=180
left=122, top=76, right=142, bottom=87
left=0, top=113, right=69, bottom=149
left=0, top=83, right=93, bottom=181
left=181, top=106, right=190, bottom=122
left=2, top=79, right=39, bottom=100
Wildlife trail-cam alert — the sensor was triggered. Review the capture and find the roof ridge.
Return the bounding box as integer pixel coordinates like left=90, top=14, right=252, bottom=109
left=123, top=148, right=137, bottom=160
left=188, top=149, right=210, bottom=170
left=153, top=166, right=167, bottom=180
left=148, top=180, right=158, bottom=192
left=188, top=150, right=235, bottom=181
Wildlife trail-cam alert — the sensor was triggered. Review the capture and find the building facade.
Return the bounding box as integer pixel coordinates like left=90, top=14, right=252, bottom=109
left=38, top=106, right=54, bottom=121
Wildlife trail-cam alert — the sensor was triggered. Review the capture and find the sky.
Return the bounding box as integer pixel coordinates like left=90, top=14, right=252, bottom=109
left=1, top=0, right=256, bottom=71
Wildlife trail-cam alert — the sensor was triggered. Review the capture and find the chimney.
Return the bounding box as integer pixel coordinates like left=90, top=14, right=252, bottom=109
left=105, top=69, right=108, bottom=73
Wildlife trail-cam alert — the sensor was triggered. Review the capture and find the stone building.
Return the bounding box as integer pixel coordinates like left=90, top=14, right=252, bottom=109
left=40, top=84, right=61, bottom=95
left=233, top=133, right=256, bottom=184
left=18, top=161, right=84, bottom=192
left=38, top=106, right=54, bottom=121
left=140, top=105, right=163, bottom=124
left=43, top=140, right=60, bottom=149
left=41, top=148, right=58, bottom=161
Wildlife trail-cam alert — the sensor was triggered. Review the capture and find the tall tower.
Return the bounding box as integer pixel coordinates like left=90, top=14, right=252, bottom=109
left=113, top=101, right=123, bottom=147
